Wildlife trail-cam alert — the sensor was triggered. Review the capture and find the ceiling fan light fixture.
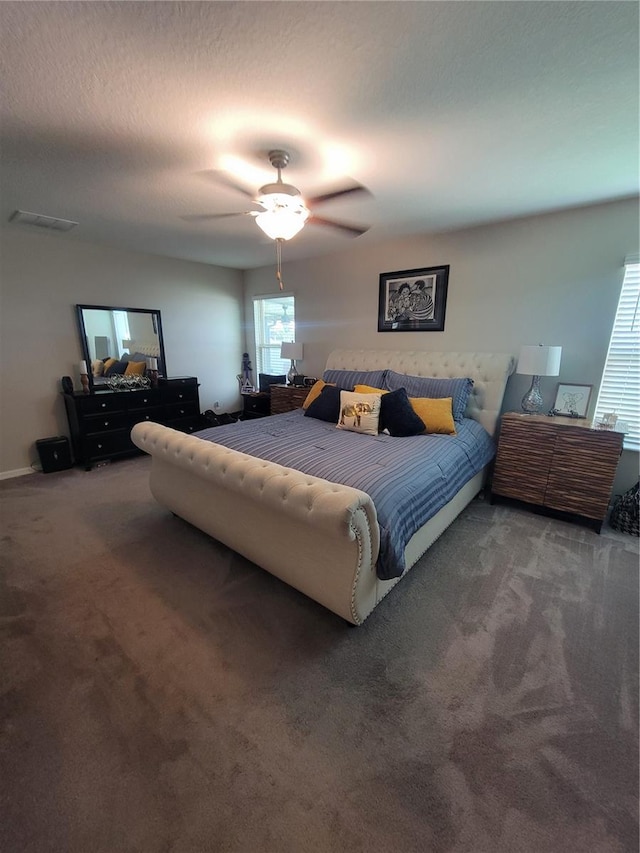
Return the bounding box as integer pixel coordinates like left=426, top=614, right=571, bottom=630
left=254, top=194, right=310, bottom=240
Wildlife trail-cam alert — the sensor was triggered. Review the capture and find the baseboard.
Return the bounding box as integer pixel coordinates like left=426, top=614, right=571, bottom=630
left=0, top=467, right=36, bottom=481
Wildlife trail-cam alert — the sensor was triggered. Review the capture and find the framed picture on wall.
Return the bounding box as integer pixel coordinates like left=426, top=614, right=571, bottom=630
left=553, top=383, right=593, bottom=418
left=377, top=265, right=449, bottom=332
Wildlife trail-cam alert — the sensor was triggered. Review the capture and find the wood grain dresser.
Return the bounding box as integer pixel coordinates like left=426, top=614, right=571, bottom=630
left=491, top=412, right=624, bottom=532
left=270, top=384, right=311, bottom=415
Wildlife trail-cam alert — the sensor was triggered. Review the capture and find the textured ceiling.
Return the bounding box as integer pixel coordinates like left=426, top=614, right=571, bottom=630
left=1, top=1, right=638, bottom=269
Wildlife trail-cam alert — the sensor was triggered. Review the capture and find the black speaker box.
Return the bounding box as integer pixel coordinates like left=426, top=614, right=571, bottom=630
left=35, top=436, right=73, bottom=473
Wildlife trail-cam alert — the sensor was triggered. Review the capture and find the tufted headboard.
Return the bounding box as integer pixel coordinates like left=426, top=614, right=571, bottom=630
left=128, top=341, right=161, bottom=358
left=325, top=350, right=516, bottom=436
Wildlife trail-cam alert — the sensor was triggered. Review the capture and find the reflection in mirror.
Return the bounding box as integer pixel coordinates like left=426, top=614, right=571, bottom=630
left=76, top=304, right=166, bottom=390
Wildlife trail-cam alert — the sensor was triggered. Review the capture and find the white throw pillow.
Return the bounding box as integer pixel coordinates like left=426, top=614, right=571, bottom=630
left=336, top=390, right=381, bottom=436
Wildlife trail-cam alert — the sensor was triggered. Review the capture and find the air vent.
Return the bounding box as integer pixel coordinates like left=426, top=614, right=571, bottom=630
left=9, top=210, right=78, bottom=232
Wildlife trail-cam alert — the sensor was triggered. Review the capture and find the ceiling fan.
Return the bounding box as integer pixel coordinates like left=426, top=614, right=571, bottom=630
left=184, top=149, right=371, bottom=242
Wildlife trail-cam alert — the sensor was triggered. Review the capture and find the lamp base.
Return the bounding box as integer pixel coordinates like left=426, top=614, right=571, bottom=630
left=287, top=360, right=296, bottom=385
left=521, top=375, right=543, bottom=414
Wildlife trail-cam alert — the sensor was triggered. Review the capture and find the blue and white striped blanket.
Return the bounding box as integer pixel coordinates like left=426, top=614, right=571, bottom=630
left=195, top=410, right=495, bottom=580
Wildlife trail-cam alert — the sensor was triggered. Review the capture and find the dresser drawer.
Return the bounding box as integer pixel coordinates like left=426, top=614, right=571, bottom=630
left=76, top=393, right=125, bottom=415
left=167, top=414, right=207, bottom=434
left=162, top=385, right=199, bottom=405
left=84, top=430, right=134, bottom=459
left=84, top=411, right=131, bottom=434
left=165, top=401, right=200, bottom=420
left=128, top=389, right=162, bottom=409
left=129, top=407, right=164, bottom=426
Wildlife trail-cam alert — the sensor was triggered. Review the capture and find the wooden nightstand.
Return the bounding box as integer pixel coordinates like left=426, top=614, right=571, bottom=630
left=491, top=412, right=624, bottom=532
left=270, top=384, right=311, bottom=415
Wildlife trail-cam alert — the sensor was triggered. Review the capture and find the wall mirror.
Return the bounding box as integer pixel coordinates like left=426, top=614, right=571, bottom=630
left=76, top=304, right=166, bottom=390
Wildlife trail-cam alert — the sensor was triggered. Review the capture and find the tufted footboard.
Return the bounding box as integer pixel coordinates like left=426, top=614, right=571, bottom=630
left=131, top=421, right=382, bottom=624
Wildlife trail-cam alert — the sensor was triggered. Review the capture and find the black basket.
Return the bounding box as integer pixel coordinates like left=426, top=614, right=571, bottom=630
left=609, top=481, right=639, bottom=536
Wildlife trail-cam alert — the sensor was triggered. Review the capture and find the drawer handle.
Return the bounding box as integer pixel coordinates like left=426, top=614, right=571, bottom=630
left=97, top=443, right=102, bottom=449
left=104, top=420, right=109, bottom=426
left=101, top=402, right=107, bottom=408
left=144, top=415, right=150, bottom=420
left=178, top=393, right=184, bottom=400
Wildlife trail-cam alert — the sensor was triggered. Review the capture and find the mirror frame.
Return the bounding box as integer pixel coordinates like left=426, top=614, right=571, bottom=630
left=76, top=303, right=167, bottom=391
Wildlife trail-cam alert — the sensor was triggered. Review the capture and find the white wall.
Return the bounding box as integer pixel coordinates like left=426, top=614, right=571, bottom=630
left=0, top=228, right=244, bottom=475
left=244, top=197, right=639, bottom=494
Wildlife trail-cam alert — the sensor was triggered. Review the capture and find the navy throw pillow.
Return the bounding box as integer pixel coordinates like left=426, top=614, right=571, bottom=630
left=304, top=384, right=342, bottom=422
left=104, top=359, right=128, bottom=376
left=380, top=388, right=425, bottom=437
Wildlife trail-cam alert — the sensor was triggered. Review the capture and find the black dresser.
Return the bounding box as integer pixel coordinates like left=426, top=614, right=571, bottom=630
left=64, top=376, right=203, bottom=469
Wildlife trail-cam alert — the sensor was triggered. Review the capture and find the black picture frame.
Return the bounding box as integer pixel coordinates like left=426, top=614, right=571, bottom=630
left=377, top=265, right=449, bottom=332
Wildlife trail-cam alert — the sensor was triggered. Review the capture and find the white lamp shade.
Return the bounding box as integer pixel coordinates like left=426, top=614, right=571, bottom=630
left=280, top=342, right=303, bottom=361
left=517, top=345, right=562, bottom=377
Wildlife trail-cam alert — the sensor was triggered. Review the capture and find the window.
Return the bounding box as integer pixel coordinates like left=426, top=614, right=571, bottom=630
left=252, top=294, right=296, bottom=375
left=594, top=257, right=640, bottom=450
left=112, top=310, right=131, bottom=355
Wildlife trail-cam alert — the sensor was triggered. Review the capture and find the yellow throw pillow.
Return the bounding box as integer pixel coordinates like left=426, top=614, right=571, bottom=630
left=303, top=380, right=334, bottom=409
left=102, top=357, right=117, bottom=375
left=354, top=384, right=388, bottom=395
left=410, top=397, right=456, bottom=435
left=124, top=360, right=146, bottom=376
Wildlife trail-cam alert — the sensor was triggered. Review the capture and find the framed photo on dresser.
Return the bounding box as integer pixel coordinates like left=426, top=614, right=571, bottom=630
left=553, top=383, right=593, bottom=418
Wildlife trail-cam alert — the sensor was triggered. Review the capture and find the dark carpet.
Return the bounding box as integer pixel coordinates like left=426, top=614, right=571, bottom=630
left=1, top=456, right=638, bottom=853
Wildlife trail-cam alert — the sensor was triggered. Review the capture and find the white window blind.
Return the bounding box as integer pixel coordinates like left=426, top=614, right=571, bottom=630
left=252, top=294, right=295, bottom=376
left=594, top=259, right=640, bottom=451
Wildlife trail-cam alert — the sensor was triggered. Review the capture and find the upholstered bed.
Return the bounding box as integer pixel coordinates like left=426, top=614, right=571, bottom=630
left=131, top=350, right=515, bottom=624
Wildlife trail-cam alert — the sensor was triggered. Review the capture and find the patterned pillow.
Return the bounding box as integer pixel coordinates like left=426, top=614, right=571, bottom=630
left=336, top=390, right=381, bottom=436
left=322, top=369, right=387, bottom=391
left=384, top=370, right=473, bottom=422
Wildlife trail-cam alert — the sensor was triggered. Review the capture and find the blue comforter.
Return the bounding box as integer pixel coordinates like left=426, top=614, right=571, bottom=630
left=195, top=411, right=495, bottom=580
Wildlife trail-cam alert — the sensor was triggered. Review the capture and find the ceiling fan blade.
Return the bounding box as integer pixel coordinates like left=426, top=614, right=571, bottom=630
left=195, top=170, right=256, bottom=199
left=180, top=211, right=253, bottom=222
left=308, top=215, right=370, bottom=237
left=306, top=183, right=371, bottom=208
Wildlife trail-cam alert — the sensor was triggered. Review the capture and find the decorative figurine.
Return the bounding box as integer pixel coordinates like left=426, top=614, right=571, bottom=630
left=241, top=352, right=254, bottom=393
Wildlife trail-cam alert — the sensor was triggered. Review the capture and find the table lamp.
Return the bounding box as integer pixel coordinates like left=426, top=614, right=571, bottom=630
left=517, top=344, right=562, bottom=414
left=280, top=342, right=303, bottom=385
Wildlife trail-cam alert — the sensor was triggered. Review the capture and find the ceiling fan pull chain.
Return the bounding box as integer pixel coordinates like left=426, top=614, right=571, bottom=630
left=276, top=238, right=284, bottom=290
